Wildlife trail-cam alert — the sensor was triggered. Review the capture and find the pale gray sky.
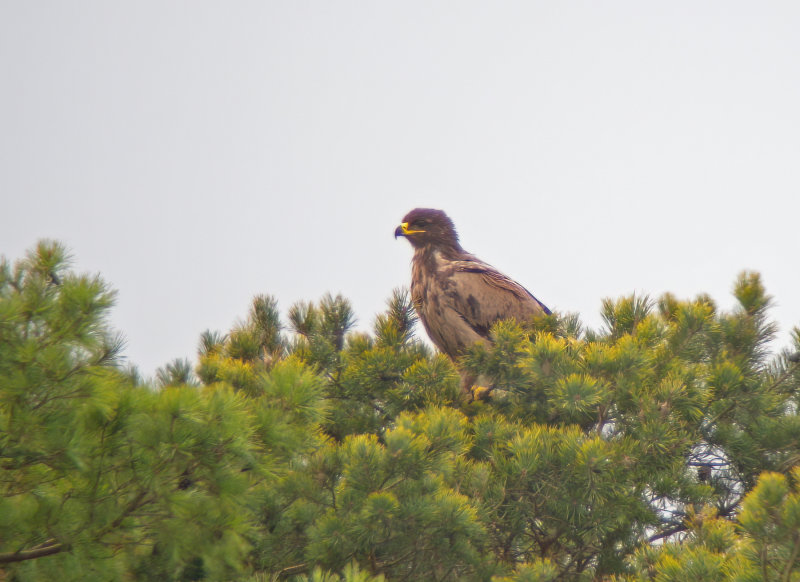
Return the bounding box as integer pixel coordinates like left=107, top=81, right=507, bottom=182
left=2, top=2, right=799, bottom=376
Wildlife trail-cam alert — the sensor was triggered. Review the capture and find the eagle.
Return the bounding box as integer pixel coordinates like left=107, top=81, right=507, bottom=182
left=395, top=208, right=550, bottom=393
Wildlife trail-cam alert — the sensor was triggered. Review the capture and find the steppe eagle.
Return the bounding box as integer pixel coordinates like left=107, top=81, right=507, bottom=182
left=394, top=208, right=550, bottom=364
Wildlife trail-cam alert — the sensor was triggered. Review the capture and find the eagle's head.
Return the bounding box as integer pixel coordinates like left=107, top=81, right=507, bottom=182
left=394, top=208, right=460, bottom=250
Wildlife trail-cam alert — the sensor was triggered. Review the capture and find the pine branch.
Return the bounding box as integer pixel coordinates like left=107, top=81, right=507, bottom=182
left=0, top=539, right=65, bottom=564
left=92, top=489, right=152, bottom=541
left=277, top=562, right=308, bottom=577
left=647, top=522, right=687, bottom=544
left=705, top=359, right=800, bottom=429
left=782, top=533, right=800, bottom=582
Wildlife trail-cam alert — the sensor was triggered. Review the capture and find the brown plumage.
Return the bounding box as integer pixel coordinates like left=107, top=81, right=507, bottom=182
left=394, top=208, right=550, bottom=362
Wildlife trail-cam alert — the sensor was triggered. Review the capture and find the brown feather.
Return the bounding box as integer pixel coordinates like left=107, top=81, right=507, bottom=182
left=397, top=208, right=550, bottom=361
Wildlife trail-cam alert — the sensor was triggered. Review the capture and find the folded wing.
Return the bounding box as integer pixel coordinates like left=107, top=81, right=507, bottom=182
left=444, top=258, right=551, bottom=340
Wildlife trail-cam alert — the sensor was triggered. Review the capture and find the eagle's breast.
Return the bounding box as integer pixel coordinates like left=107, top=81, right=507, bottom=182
left=410, top=249, right=484, bottom=358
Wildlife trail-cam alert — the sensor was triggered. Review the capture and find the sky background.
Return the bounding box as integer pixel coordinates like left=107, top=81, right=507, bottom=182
left=2, top=2, right=799, bottom=377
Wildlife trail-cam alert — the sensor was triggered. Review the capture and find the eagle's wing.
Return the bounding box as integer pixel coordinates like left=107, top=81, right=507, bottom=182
left=446, top=257, right=551, bottom=339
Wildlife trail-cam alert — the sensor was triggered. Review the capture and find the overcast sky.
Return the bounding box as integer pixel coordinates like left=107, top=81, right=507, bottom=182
left=2, top=2, right=799, bottom=376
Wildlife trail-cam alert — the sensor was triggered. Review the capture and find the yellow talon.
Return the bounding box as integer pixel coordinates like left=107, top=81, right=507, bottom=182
left=470, top=385, right=492, bottom=401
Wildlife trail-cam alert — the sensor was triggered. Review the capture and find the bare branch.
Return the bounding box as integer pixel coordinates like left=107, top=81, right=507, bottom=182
left=0, top=539, right=64, bottom=564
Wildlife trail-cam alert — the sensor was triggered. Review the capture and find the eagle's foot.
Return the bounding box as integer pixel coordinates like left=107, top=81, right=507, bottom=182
left=470, top=385, right=493, bottom=402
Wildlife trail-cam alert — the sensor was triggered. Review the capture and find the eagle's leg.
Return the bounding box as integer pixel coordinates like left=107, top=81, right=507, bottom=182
left=459, top=371, right=493, bottom=402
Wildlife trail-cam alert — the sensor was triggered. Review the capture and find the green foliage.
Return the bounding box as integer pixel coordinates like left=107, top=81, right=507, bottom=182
left=288, top=561, right=387, bottom=582
left=0, top=243, right=325, bottom=581
left=156, top=357, right=199, bottom=388
left=492, top=559, right=559, bottom=582
left=301, top=409, right=486, bottom=580
left=621, top=469, right=800, bottom=580
left=3, top=243, right=800, bottom=581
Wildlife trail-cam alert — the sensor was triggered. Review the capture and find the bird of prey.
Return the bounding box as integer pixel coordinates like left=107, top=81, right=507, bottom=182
left=394, top=208, right=551, bottom=365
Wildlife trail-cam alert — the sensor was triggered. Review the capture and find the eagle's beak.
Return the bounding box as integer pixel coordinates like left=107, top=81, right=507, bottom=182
left=394, top=222, right=424, bottom=238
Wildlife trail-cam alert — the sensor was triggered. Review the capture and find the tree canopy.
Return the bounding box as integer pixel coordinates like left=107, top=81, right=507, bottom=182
left=2, top=241, right=799, bottom=581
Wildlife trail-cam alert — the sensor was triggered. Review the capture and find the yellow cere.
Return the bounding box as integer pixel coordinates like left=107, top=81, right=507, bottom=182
left=402, top=222, right=425, bottom=235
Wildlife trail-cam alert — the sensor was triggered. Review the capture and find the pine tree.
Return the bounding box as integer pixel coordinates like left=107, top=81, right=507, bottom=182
left=0, top=243, right=326, bottom=580
left=3, top=242, right=800, bottom=581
